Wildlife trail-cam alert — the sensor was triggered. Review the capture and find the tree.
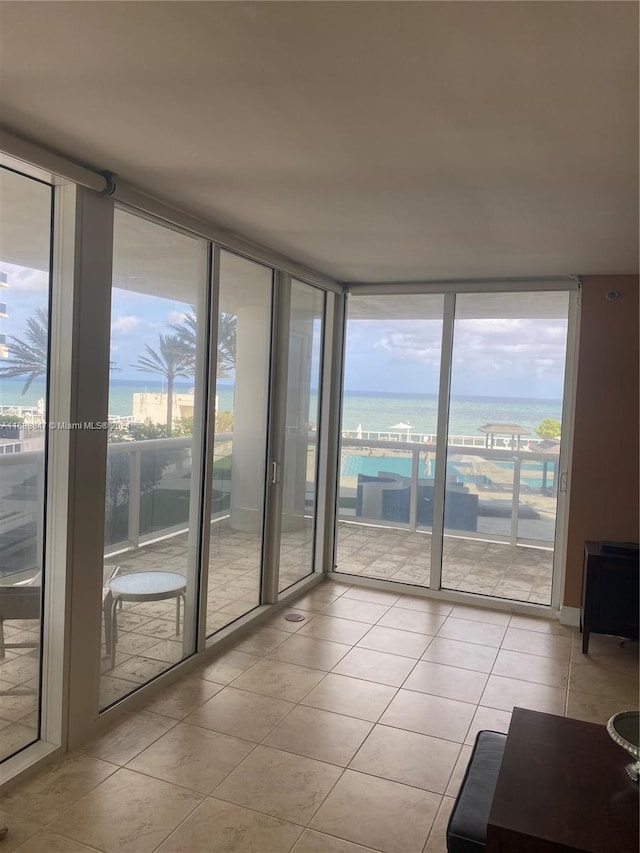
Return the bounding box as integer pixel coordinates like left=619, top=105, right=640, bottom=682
left=170, top=308, right=237, bottom=378
left=535, top=418, right=561, bottom=440
left=216, top=313, right=237, bottom=379
left=0, top=307, right=48, bottom=394
left=169, top=311, right=197, bottom=375
left=133, top=334, right=192, bottom=435
left=172, top=416, right=193, bottom=437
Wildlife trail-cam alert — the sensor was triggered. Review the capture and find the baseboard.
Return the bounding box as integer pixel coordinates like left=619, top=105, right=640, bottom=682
left=560, top=605, right=580, bottom=627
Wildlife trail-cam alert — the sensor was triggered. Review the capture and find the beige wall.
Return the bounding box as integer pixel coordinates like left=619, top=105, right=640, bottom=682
left=563, top=275, right=639, bottom=608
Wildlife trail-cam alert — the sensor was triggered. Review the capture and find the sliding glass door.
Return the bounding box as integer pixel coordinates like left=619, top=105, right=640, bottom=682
left=100, top=224, right=328, bottom=698
left=336, top=294, right=444, bottom=587
left=206, top=251, right=273, bottom=635
left=100, top=207, right=209, bottom=710
left=278, top=280, right=325, bottom=592
left=0, top=167, right=53, bottom=758
left=336, top=287, right=574, bottom=607
left=441, top=291, right=571, bottom=605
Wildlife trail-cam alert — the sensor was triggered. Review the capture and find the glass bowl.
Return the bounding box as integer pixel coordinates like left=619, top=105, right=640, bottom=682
left=607, top=710, right=640, bottom=782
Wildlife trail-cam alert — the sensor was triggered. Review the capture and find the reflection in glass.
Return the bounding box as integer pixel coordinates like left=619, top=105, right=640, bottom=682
left=278, top=281, right=325, bottom=592
left=206, top=251, right=273, bottom=636
left=0, top=167, right=52, bottom=759
left=100, top=208, right=207, bottom=710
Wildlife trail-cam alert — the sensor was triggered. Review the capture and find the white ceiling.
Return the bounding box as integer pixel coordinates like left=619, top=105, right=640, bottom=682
left=0, top=1, right=637, bottom=282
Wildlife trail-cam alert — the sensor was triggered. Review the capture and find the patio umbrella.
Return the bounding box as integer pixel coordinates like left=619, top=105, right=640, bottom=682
left=356, top=423, right=363, bottom=439
left=390, top=421, right=412, bottom=440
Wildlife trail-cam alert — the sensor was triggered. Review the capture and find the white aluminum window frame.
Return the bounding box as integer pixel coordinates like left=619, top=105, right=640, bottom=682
left=332, top=279, right=581, bottom=616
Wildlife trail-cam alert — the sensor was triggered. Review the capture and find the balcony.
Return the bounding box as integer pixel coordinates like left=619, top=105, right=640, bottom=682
left=0, top=433, right=558, bottom=590
left=336, top=437, right=557, bottom=604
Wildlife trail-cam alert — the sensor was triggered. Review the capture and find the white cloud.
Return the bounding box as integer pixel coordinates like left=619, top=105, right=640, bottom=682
left=167, top=310, right=187, bottom=324
left=452, top=318, right=568, bottom=377
left=1, top=262, right=49, bottom=294
left=112, top=315, right=142, bottom=333
left=365, top=316, right=568, bottom=385
left=374, top=330, right=442, bottom=367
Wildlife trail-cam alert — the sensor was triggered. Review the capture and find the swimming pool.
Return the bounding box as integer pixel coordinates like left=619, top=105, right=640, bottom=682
left=341, top=455, right=413, bottom=478
left=341, top=453, right=556, bottom=490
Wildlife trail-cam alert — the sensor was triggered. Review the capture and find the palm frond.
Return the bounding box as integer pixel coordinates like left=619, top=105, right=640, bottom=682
left=169, top=308, right=236, bottom=379
left=132, top=334, right=194, bottom=380
left=0, top=306, right=49, bottom=394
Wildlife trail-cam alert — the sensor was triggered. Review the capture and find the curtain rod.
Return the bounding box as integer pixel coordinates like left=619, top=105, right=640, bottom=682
left=0, top=126, right=108, bottom=193
left=0, top=126, right=341, bottom=293
left=344, top=277, right=581, bottom=294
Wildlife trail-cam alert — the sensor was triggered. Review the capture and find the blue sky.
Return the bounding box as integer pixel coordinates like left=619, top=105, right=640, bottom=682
left=108, top=288, right=194, bottom=380
left=2, top=262, right=568, bottom=400
left=344, top=315, right=568, bottom=399
left=1, top=263, right=195, bottom=382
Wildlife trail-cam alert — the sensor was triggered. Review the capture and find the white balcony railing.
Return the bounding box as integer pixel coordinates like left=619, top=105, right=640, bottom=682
left=0, top=431, right=558, bottom=582
left=338, top=437, right=559, bottom=547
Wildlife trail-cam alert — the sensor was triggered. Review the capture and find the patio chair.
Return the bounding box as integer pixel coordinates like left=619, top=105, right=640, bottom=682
left=1, top=565, right=123, bottom=661
left=0, top=572, right=41, bottom=659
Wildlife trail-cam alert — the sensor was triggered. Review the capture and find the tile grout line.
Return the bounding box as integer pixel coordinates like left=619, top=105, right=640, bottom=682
left=5, top=578, right=629, bottom=852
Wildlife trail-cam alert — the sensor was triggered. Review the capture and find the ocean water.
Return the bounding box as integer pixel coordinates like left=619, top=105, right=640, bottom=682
left=0, top=377, right=562, bottom=438
left=0, top=378, right=196, bottom=418
left=339, top=391, right=561, bottom=437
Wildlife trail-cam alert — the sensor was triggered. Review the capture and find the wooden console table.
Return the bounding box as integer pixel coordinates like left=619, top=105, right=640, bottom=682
left=487, top=708, right=638, bottom=853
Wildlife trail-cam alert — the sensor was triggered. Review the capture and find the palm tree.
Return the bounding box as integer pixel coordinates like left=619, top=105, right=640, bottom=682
left=169, top=310, right=197, bottom=375
left=0, top=307, right=48, bottom=394
left=133, top=334, right=192, bottom=434
left=217, top=313, right=237, bottom=379
left=170, top=309, right=236, bottom=378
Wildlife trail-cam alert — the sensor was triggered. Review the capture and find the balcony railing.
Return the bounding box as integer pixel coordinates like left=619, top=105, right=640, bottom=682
left=341, top=430, right=550, bottom=449
left=338, top=437, right=559, bottom=547
left=0, top=431, right=558, bottom=583
left=0, top=447, right=45, bottom=581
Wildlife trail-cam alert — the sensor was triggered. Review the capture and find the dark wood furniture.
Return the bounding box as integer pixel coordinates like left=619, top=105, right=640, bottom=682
left=581, top=540, right=639, bottom=654
left=487, top=708, right=639, bottom=853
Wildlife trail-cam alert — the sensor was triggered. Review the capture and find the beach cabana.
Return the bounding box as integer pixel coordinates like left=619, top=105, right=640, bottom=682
left=478, top=423, right=529, bottom=450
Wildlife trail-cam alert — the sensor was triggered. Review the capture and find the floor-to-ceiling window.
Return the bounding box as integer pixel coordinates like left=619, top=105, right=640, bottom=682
left=100, top=207, right=209, bottom=709
left=335, top=294, right=444, bottom=587
left=206, top=251, right=273, bottom=636
left=441, top=291, right=570, bottom=605
left=335, top=286, right=574, bottom=607
left=0, top=166, right=53, bottom=758
left=278, top=280, right=325, bottom=592
left=0, top=169, right=336, bottom=767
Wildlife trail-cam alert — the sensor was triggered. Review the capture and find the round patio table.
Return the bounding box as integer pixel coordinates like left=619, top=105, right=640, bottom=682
left=104, top=571, right=186, bottom=669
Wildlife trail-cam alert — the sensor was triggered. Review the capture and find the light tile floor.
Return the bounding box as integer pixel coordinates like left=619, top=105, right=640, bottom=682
left=0, top=579, right=637, bottom=853
left=0, top=515, right=553, bottom=755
